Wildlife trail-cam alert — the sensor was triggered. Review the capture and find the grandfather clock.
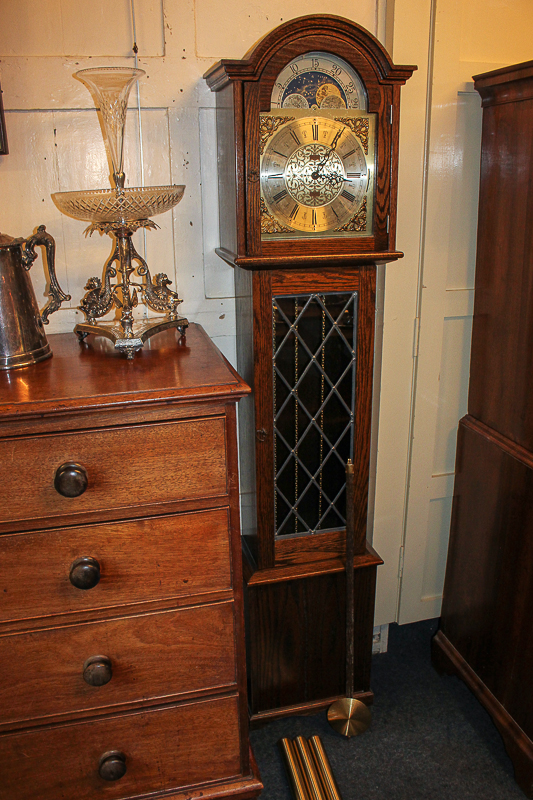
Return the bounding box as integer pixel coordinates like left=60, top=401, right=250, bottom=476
left=205, top=15, right=415, bottom=723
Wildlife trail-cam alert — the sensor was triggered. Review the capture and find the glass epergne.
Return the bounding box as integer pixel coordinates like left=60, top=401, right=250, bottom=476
left=51, top=67, right=188, bottom=358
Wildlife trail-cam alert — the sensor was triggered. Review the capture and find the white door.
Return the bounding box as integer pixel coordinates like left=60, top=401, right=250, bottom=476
left=372, top=0, right=533, bottom=625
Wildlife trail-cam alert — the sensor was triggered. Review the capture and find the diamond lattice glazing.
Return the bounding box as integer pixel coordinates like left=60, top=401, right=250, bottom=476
left=273, top=291, right=358, bottom=537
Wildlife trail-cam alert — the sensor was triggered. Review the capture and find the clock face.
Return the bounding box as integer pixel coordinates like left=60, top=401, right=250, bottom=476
left=261, top=52, right=374, bottom=241
left=260, top=111, right=375, bottom=239
left=271, top=52, right=367, bottom=111
left=261, top=116, right=368, bottom=234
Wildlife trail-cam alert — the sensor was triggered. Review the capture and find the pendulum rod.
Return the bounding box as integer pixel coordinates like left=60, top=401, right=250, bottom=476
left=273, top=301, right=278, bottom=534
left=345, top=458, right=355, bottom=698
left=327, top=459, right=371, bottom=736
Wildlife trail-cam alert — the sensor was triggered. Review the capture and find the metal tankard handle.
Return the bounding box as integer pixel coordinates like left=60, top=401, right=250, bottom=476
left=22, top=225, right=71, bottom=323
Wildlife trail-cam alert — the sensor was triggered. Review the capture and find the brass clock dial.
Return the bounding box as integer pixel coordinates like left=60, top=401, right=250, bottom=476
left=260, top=113, right=375, bottom=239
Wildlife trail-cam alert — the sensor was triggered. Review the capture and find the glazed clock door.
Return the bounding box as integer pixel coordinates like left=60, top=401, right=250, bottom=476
left=249, top=266, right=377, bottom=570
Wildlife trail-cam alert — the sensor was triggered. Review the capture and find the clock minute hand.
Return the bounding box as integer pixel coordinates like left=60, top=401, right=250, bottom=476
left=311, top=128, right=344, bottom=178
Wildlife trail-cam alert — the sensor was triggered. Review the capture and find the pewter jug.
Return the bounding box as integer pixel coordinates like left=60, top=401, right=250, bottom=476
left=0, top=225, right=70, bottom=369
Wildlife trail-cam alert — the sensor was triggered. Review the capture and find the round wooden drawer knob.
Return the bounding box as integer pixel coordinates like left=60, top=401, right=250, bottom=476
left=54, top=462, right=88, bottom=497
left=69, top=556, right=100, bottom=590
left=83, top=655, right=112, bottom=687
left=98, top=751, right=127, bottom=782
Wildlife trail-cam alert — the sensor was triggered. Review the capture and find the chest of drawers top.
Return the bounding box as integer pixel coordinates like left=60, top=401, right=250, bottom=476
left=0, top=325, right=250, bottom=535
left=0, top=324, right=249, bottom=425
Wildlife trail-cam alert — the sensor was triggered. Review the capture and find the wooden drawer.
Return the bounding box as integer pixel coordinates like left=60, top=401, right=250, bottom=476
left=0, top=695, right=242, bottom=800
left=0, top=602, right=236, bottom=727
left=0, top=416, right=227, bottom=528
left=0, top=508, right=231, bottom=623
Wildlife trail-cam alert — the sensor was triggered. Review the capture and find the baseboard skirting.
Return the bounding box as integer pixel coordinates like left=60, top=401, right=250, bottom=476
left=432, top=630, right=533, bottom=799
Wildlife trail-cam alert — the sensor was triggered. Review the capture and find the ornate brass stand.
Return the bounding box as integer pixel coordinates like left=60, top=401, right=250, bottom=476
left=74, top=221, right=187, bottom=359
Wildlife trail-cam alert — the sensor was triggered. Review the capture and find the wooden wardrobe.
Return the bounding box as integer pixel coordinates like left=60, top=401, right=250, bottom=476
left=433, top=60, right=533, bottom=798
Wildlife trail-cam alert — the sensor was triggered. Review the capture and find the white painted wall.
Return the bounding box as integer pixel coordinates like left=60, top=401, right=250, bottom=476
left=1, top=0, right=531, bottom=626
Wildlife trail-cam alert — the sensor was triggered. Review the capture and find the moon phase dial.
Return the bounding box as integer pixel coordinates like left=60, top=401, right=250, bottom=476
left=261, top=115, right=373, bottom=236
left=270, top=51, right=367, bottom=110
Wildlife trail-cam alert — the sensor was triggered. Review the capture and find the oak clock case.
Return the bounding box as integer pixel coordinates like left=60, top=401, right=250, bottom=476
left=204, top=16, right=415, bottom=723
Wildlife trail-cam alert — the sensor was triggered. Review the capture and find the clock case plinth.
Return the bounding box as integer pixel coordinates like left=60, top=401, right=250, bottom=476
left=205, top=15, right=415, bottom=723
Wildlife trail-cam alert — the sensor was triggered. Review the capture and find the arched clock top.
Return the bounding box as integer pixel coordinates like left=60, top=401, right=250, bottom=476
left=204, top=15, right=416, bottom=93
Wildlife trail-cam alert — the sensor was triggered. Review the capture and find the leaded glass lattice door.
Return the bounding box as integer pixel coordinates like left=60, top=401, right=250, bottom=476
left=243, top=266, right=376, bottom=570
left=273, top=291, right=358, bottom=538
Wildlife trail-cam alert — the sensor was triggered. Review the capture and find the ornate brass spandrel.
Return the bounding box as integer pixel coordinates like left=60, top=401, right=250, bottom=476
left=333, top=197, right=367, bottom=233
left=259, top=115, right=295, bottom=154
left=260, top=198, right=293, bottom=235
left=334, top=117, right=369, bottom=154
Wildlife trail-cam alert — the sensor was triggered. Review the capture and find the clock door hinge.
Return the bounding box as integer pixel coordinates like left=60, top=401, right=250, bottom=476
left=390, top=104, right=393, bottom=125
left=413, top=316, right=420, bottom=358
left=386, top=214, right=390, bottom=234
left=398, top=545, right=405, bottom=579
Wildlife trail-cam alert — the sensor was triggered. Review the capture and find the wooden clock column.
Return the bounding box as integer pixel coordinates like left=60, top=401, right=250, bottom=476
left=0, top=326, right=262, bottom=800
left=205, top=15, right=415, bottom=724
left=433, top=61, right=533, bottom=798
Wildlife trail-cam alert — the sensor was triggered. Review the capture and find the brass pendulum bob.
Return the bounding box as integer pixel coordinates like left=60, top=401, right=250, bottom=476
left=327, top=459, right=372, bottom=738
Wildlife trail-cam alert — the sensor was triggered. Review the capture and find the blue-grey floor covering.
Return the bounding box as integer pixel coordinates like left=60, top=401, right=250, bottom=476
left=250, top=619, right=525, bottom=799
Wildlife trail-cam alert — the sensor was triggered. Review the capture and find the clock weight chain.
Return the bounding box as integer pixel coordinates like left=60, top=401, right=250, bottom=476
left=294, top=297, right=299, bottom=533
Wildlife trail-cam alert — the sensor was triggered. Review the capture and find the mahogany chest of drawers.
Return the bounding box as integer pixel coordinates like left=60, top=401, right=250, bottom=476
left=0, top=324, right=262, bottom=800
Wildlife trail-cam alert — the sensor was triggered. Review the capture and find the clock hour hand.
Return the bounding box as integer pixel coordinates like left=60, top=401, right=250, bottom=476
left=310, top=148, right=334, bottom=180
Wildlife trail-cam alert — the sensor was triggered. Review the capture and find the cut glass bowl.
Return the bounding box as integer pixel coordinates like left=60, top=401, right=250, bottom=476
left=51, top=185, right=185, bottom=224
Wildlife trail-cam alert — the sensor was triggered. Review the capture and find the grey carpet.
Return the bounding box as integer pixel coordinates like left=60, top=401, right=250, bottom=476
left=250, top=619, right=525, bottom=799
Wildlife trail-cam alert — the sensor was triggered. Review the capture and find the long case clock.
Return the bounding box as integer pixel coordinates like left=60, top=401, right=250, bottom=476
left=205, top=15, right=415, bottom=723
